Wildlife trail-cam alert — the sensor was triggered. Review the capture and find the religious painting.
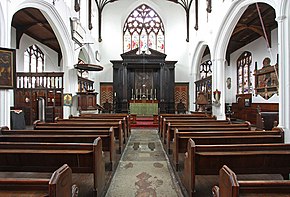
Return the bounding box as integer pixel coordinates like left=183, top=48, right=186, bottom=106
left=0, top=47, right=16, bottom=89
left=63, top=93, right=73, bottom=106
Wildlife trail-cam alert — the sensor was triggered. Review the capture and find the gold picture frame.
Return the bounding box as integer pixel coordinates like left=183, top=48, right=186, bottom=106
left=0, top=47, right=16, bottom=89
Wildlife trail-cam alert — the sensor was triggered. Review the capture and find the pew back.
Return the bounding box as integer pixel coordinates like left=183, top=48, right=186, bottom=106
left=184, top=139, right=290, bottom=197
left=0, top=138, right=105, bottom=196
left=213, top=165, right=290, bottom=197
left=0, top=164, right=73, bottom=197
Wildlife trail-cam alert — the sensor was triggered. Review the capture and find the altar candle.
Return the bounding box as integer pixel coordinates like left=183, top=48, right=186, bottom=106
left=146, top=89, right=148, bottom=98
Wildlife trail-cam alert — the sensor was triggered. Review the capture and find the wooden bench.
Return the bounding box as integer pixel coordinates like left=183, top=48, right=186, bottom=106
left=79, top=113, right=131, bottom=135
left=34, top=120, right=124, bottom=153
left=172, top=127, right=284, bottom=170
left=161, top=117, right=218, bottom=142
left=212, top=165, right=290, bottom=197
left=256, top=111, right=279, bottom=131
left=0, top=164, right=75, bottom=197
left=183, top=139, right=290, bottom=197
left=159, top=113, right=214, bottom=135
left=166, top=121, right=251, bottom=147
left=0, top=126, right=116, bottom=171
left=68, top=115, right=131, bottom=138
left=164, top=119, right=231, bottom=144
left=0, top=138, right=105, bottom=197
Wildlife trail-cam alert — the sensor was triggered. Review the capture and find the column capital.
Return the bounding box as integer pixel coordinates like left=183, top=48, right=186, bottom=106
left=276, top=15, right=286, bottom=23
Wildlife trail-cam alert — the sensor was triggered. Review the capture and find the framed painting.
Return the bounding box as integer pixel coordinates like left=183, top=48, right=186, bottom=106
left=0, top=47, right=16, bottom=89
left=63, top=93, right=73, bottom=106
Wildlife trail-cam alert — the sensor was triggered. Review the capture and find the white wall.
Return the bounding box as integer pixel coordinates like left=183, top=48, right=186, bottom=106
left=99, top=0, right=189, bottom=82
left=17, top=34, right=60, bottom=72
left=227, top=28, right=279, bottom=104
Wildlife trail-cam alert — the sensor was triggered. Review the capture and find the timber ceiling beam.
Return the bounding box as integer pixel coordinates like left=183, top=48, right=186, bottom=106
left=95, top=0, right=118, bottom=42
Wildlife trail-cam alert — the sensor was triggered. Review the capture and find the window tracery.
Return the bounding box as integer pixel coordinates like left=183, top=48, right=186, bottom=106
left=123, top=4, right=165, bottom=53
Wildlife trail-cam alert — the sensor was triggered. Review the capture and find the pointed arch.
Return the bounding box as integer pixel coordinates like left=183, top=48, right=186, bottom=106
left=13, top=0, right=74, bottom=70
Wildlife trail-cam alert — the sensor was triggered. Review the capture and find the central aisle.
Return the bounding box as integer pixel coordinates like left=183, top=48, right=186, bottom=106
left=105, top=128, right=184, bottom=197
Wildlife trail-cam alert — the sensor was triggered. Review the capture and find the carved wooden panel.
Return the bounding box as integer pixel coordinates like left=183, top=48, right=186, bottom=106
left=175, top=83, right=189, bottom=112
left=100, top=83, right=113, bottom=105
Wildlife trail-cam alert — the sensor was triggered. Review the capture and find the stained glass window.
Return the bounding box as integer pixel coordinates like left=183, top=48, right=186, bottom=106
left=237, top=51, right=252, bottom=94
left=123, top=4, right=165, bottom=53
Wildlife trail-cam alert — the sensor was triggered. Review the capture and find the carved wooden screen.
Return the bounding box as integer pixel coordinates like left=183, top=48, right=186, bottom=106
left=100, top=82, right=113, bottom=105
left=175, top=83, right=189, bottom=112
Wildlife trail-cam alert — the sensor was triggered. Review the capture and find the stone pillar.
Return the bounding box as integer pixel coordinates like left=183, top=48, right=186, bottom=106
left=276, top=14, right=290, bottom=142
left=212, top=58, right=226, bottom=120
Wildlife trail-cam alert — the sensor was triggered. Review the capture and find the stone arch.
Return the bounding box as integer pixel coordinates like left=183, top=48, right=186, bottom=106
left=189, top=41, right=211, bottom=111
left=12, top=0, right=74, bottom=71
left=211, top=0, right=277, bottom=119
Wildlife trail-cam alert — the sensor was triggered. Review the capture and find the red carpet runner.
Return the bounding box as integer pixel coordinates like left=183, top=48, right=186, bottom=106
left=131, top=116, right=158, bottom=128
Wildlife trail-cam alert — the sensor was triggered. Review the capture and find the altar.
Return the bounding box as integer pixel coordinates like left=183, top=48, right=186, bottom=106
left=111, top=48, right=177, bottom=114
left=129, top=100, right=158, bottom=116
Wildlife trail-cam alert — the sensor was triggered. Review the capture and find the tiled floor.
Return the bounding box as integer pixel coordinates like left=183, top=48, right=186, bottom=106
left=105, top=128, right=184, bottom=197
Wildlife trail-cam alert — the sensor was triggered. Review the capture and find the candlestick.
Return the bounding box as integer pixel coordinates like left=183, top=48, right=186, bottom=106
left=131, top=89, right=134, bottom=100
left=154, top=89, right=157, bottom=100
left=140, top=89, right=142, bottom=100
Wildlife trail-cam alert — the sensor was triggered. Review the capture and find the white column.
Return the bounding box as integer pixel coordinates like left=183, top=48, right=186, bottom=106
left=0, top=89, right=12, bottom=128
left=276, top=15, right=290, bottom=142
left=212, top=58, right=226, bottom=120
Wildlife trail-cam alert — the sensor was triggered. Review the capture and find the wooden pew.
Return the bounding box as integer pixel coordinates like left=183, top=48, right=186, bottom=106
left=0, top=126, right=116, bottom=171
left=161, top=117, right=218, bottom=142
left=0, top=138, right=105, bottom=197
left=0, top=164, right=75, bottom=197
left=183, top=139, right=290, bottom=197
left=256, top=110, right=279, bottom=131
left=159, top=113, right=213, bottom=133
left=212, top=165, right=290, bottom=197
left=68, top=115, right=131, bottom=138
left=33, top=120, right=124, bottom=153
left=166, top=121, right=251, bottom=148
left=79, top=113, right=131, bottom=136
left=164, top=119, right=231, bottom=144
left=172, top=127, right=284, bottom=170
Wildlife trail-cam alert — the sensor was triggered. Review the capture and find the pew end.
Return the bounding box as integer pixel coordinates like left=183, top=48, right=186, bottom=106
left=215, top=165, right=290, bottom=197
left=49, top=164, right=73, bottom=197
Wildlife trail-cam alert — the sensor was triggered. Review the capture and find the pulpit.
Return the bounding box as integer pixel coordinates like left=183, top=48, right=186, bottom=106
left=77, top=92, right=101, bottom=111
